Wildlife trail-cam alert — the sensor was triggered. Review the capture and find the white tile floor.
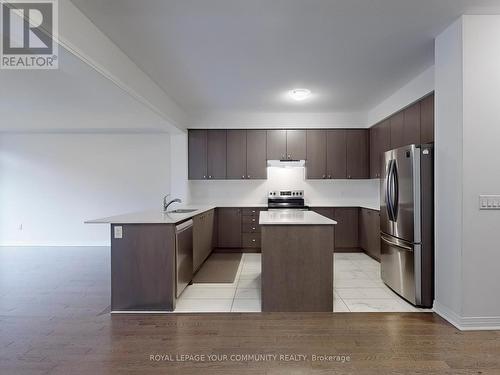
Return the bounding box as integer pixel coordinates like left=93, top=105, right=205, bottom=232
left=174, top=252, right=432, bottom=313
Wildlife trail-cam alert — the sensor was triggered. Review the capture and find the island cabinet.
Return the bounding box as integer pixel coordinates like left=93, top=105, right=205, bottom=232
left=359, top=208, right=381, bottom=261
left=217, top=208, right=242, bottom=248
left=188, top=129, right=227, bottom=180
left=267, top=129, right=306, bottom=160
left=193, top=209, right=215, bottom=272
left=227, top=130, right=267, bottom=180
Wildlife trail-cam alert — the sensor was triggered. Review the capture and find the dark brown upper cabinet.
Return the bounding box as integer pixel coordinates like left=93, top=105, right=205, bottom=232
left=226, top=130, right=267, bottom=180
left=306, top=129, right=327, bottom=179
left=286, top=130, right=306, bottom=160
left=246, top=130, right=267, bottom=179
left=420, top=93, right=434, bottom=144
left=403, top=101, right=421, bottom=146
left=267, top=129, right=306, bottom=160
left=266, top=130, right=287, bottom=160
left=390, top=111, right=405, bottom=149
left=326, top=129, right=347, bottom=179
left=370, top=119, right=391, bottom=179
left=346, top=129, right=369, bottom=179
left=226, top=130, right=247, bottom=179
left=188, top=129, right=208, bottom=180
left=207, top=130, right=227, bottom=179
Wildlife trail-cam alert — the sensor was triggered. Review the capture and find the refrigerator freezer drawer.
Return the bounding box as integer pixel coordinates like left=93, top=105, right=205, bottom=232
left=380, top=234, right=420, bottom=305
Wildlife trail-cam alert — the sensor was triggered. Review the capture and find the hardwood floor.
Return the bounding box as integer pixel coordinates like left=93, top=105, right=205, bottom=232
left=1, top=246, right=499, bottom=374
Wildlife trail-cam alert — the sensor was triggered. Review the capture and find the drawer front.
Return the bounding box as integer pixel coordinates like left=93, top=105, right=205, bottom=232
left=242, top=222, right=261, bottom=233
left=242, top=233, right=261, bottom=248
left=242, top=208, right=265, bottom=216
left=242, top=215, right=259, bottom=224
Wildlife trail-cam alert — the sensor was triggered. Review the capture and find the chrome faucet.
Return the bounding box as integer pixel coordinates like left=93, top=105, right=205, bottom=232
left=163, top=195, right=182, bottom=212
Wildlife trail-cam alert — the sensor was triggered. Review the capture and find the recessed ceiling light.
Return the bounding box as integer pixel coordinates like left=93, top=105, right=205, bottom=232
left=289, top=88, right=311, bottom=101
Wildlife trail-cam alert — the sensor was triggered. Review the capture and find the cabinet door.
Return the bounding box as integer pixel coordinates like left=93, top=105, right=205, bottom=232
left=346, top=129, right=369, bottom=179
left=390, top=111, right=404, bottom=149
left=369, top=210, right=381, bottom=261
left=217, top=208, right=242, bottom=248
left=246, top=130, right=267, bottom=179
left=226, top=130, right=247, bottom=179
left=403, top=101, right=421, bottom=146
left=207, top=130, right=227, bottom=179
left=326, top=129, right=347, bottom=179
left=306, top=130, right=327, bottom=179
left=192, top=214, right=205, bottom=272
left=333, top=207, right=359, bottom=249
left=286, top=129, right=306, bottom=160
left=359, top=208, right=370, bottom=252
left=188, top=130, right=207, bottom=180
left=379, top=119, right=391, bottom=153
left=369, top=126, right=380, bottom=179
left=266, top=130, right=287, bottom=160
left=420, top=93, right=434, bottom=144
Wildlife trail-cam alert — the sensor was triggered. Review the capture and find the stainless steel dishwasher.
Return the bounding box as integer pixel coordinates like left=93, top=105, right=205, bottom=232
left=175, top=219, right=193, bottom=298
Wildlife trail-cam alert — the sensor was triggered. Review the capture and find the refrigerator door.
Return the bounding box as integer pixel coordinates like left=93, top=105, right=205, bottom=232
left=381, top=233, right=421, bottom=305
left=380, top=145, right=421, bottom=243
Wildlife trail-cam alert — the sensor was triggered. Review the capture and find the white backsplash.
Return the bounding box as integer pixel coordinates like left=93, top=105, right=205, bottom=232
left=188, top=166, right=380, bottom=209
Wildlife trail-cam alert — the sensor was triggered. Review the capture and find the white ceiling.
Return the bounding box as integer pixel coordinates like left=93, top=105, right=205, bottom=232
left=0, top=48, right=171, bottom=132
left=71, top=0, right=500, bottom=116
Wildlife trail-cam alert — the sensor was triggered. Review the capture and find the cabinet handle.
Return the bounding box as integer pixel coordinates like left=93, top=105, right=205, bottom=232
left=252, top=218, right=255, bottom=222
left=252, top=227, right=256, bottom=230
left=252, top=239, right=256, bottom=242
left=247, top=175, right=251, bottom=179
left=203, top=175, right=206, bottom=179
left=328, top=175, right=332, bottom=179
left=241, top=176, right=245, bottom=179
left=287, top=154, right=291, bottom=159
left=322, top=175, right=326, bottom=179
left=348, top=175, right=351, bottom=179
left=209, top=175, right=212, bottom=179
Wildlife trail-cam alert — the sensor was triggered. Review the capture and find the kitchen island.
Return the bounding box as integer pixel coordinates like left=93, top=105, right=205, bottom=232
left=259, top=210, right=337, bottom=312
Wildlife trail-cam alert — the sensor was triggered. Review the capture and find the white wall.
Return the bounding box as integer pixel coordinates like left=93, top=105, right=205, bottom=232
left=434, top=15, right=500, bottom=330
left=188, top=167, right=379, bottom=209
left=0, top=133, right=170, bottom=246
left=434, top=18, right=464, bottom=321
left=461, top=16, right=500, bottom=320
left=367, top=65, right=435, bottom=126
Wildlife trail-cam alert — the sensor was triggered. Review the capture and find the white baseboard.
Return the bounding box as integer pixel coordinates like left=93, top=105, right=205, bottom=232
left=434, top=301, right=500, bottom=331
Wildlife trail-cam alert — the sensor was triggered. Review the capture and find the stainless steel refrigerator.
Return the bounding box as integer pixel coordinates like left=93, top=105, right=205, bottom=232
left=380, top=144, right=434, bottom=307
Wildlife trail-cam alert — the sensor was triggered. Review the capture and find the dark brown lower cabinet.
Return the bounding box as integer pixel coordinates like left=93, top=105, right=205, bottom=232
left=359, top=208, right=381, bottom=261
left=217, top=208, right=242, bottom=248
left=332, top=207, right=360, bottom=251
left=193, top=209, right=215, bottom=272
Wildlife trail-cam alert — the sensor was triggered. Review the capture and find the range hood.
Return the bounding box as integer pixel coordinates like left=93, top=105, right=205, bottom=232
left=267, top=159, right=306, bottom=168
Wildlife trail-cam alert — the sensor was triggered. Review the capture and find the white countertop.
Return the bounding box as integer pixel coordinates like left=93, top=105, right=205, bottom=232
left=259, top=210, right=337, bottom=225
left=85, top=205, right=215, bottom=224
left=190, top=202, right=380, bottom=210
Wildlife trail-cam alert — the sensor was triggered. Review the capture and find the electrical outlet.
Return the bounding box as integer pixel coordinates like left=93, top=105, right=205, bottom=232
left=479, top=195, right=500, bottom=210
left=18, top=224, right=23, bottom=231
left=114, top=226, right=123, bottom=239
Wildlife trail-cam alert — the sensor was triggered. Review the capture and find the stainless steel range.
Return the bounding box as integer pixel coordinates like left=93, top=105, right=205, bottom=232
left=267, top=190, right=309, bottom=210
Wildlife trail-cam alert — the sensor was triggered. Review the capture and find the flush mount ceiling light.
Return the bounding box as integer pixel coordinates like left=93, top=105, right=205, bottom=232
left=289, top=88, right=311, bottom=101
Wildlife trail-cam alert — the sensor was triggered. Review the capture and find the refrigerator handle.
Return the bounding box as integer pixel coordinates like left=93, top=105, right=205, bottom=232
left=392, top=161, right=399, bottom=221
left=386, top=159, right=395, bottom=221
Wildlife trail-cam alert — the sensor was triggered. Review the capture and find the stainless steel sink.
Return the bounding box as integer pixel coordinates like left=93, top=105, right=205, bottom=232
left=166, top=209, right=197, bottom=214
